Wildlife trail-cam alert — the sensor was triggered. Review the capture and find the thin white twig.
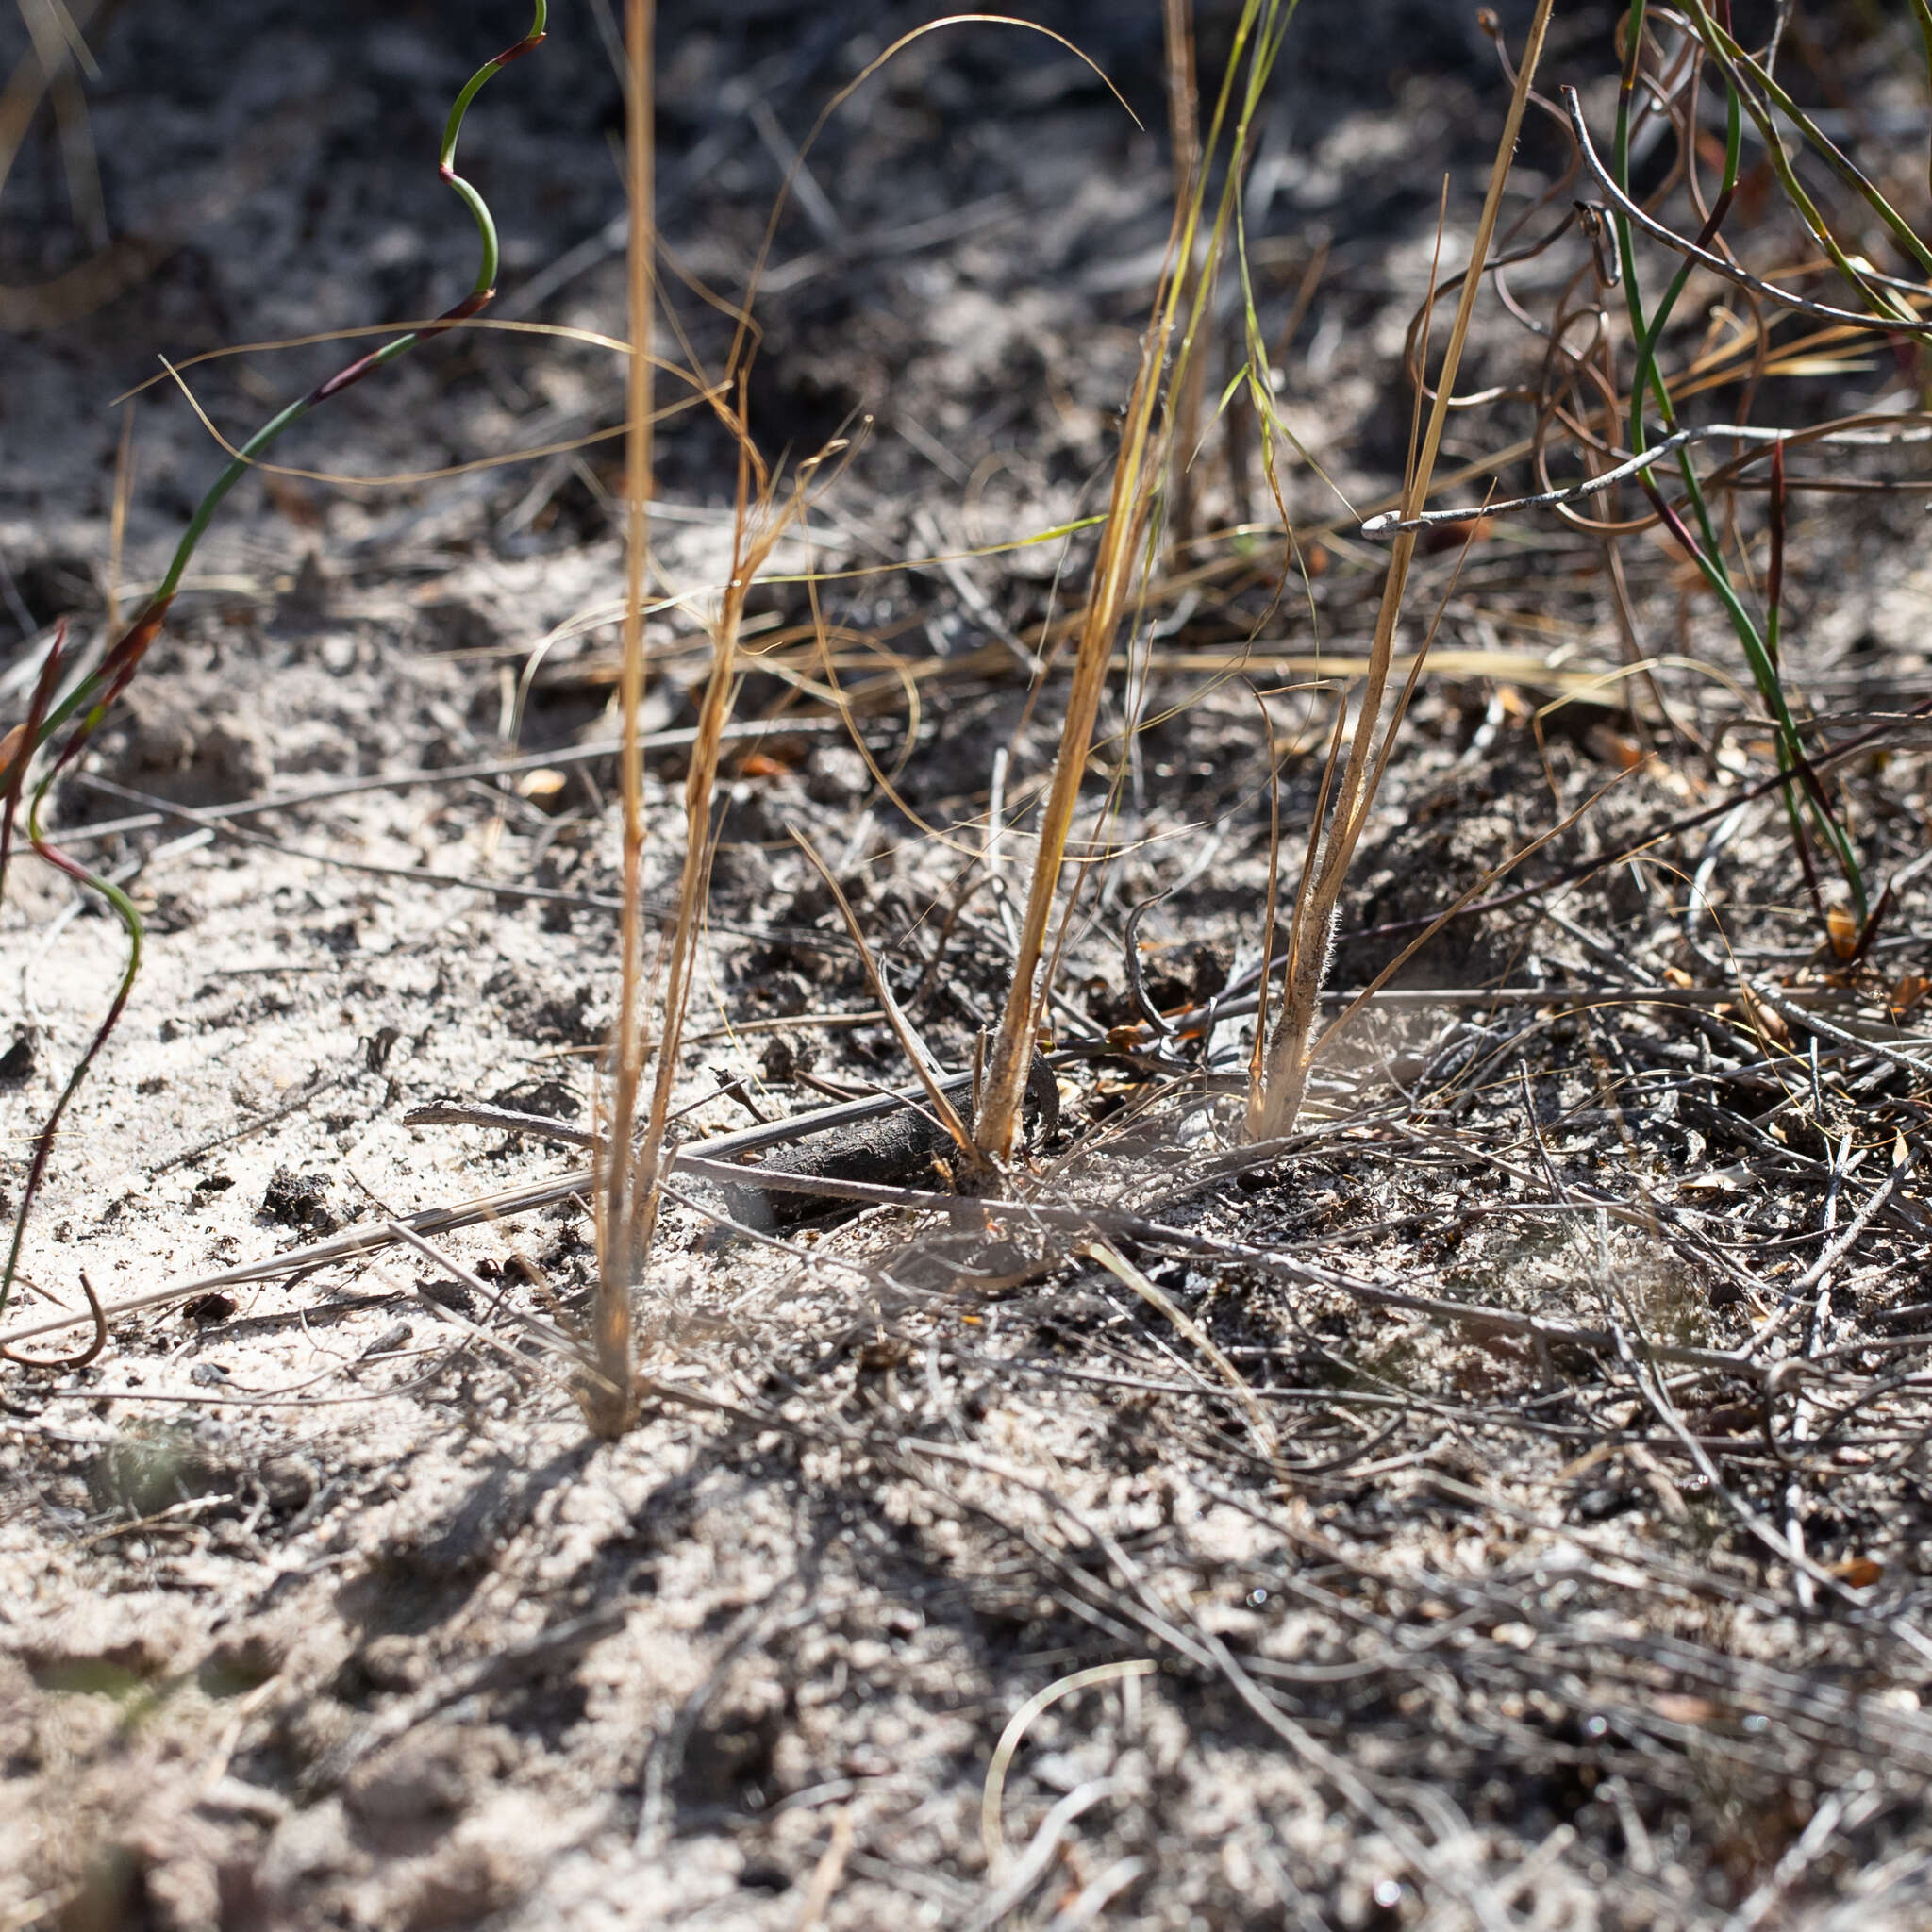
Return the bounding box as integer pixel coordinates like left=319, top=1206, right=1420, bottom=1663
left=1362, top=421, right=1932, bottom=536
left=1562, top=85, right=1932, bottom=336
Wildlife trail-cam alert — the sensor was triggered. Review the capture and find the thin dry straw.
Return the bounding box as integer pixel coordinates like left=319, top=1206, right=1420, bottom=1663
left=1360, top=419, right=1932, bottom=535
left=1089, top=1241, right=1284, bottom=1473
left=970, top=10, right=1216, bottom=1159
left=980, top=1660, right=1157, bottom=1875
left=791, top=828, right=982, bottom=1168
left=589, top=0, right=655, bottom=1438
left=0, top=1135, right=1867, bottom=1389
left=623, top=449, right=813, bottom=1294
left=58, top=719, right=841, bottom=847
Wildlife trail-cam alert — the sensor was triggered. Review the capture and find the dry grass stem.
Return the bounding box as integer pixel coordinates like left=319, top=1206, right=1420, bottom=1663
left=588, top=0, right=656, bottom=1438
left=976, top=0, right=1286, bottom=1160
left=1088, top=1241, right=1284, bottom=1474
left=790, top=829, right=984, bottom=1175
left=1249, top=0, right=1557, bottom=1141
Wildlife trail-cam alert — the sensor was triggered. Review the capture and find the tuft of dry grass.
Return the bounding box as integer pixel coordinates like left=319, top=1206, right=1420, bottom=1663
left=588, top=0, right=842, bottom=1435
left=1246, top=0, right=1557, bottom=1142
left=975, top=0, right=1298, bottom=1161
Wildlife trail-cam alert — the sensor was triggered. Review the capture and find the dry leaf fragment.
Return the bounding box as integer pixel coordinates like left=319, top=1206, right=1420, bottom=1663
left=1652, top=1693, right=1719, bottom=1726
left=1825, top=903, right=1858, bottom=960
left=1734, top=986, right=1790, bottom=1047
left=1889, top=973, right=1930, bottom=1020
left=1587, top=725, right=1645, bottom=771
left=1420, top=513, right=1493, bottom=554
left=1682, top=1165, right=1753, bottom=1194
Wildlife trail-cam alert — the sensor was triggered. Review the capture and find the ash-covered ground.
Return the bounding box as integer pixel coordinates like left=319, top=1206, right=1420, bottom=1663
left=5, top=4, right=1932, bottom=1927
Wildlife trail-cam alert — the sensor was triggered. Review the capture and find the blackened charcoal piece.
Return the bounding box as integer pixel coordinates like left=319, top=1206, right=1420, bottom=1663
left=724, top=1057, right=1060, bottom=1229
left=262, top=1166, right=339, bottom=1233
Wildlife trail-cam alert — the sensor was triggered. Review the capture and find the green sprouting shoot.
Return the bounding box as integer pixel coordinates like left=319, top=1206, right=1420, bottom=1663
left=1612, top=0, right=1866, bottom=929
